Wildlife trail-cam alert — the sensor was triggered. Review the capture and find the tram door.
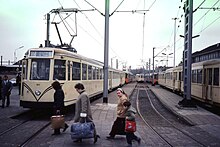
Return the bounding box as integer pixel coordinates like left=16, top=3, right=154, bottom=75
left=203, top=68, right=212, bottom=101
left=173, top=72, right=176, bottom=89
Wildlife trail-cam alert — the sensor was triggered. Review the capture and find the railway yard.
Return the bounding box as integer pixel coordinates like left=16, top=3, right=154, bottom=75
left=0, top=83, right=220, bottom=147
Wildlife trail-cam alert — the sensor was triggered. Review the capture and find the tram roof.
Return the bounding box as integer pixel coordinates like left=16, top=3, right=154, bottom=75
left=26, top=47, right=104, bottom=67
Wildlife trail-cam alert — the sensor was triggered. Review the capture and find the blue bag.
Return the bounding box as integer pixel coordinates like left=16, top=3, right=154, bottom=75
left=71, top=121, right=95, bottom=139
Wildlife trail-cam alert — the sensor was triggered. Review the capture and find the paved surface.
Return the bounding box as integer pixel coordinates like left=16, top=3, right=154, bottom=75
left=150, top=84, right=220, bottom=141
left=1, top=83, right=220, bottom=147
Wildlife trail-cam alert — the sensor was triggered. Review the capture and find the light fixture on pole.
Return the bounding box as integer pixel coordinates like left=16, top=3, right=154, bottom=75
left=111, top=56, right=117, bottom=68
left=162, top=52, right=173, bottom=67
left=14, top=46, right=24, bottom=63
left=172, top=17, right=178, bottom=67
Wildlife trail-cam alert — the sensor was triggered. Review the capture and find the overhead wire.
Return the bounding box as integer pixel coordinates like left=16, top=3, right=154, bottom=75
left=195, top=0, right=220, bottom=34
left=110, top=0, right=126, bottom=16
left=194, top=0, right=219, bottom=26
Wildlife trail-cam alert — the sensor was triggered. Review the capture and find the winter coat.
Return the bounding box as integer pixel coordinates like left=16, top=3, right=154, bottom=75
left=74, top=90, right=93, bottom=122
left=1, top=80, right=13, bottom=96
left=117, top=94, right=129, bottom=118
left=124, top=106, right=137, bottom=122
left=53, top=89, right=64, bottom=110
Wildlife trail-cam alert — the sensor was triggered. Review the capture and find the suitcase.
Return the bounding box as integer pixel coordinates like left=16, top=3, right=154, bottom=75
left=70, top=121, right=95, bottom=139
left=51, top=115, right=65, bottom=129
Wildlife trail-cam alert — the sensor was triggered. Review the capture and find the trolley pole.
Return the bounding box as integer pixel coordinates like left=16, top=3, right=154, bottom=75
left=103, top=0, right=110, bottom=103
left=45, top=13, right=50, bottom=47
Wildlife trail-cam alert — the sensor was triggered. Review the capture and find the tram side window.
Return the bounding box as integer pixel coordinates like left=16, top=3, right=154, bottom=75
left=30, top=59, right=50, bottom=80
left=213, top=68, right=219, bottom=86
left=54, top=60, right=66, bottom=80
left=197, top=69, right=202, bottom=83
left=68, top=61, right=71, bottom=81
left=192, top=70, right=197, bottom=83
left=22, top=60, right=28, bottom=80
left=100, top=69, right=103, bottom=79
left=208, top=68, right=212, bottom=85
left=72, top=62, right=80, bottom=80
left=82, top=63, right=87, bottom=80
left=92, top=66, right=96, bottom=80
left=96, top=68, right=99, bottom=79
left=88, top=65, right=92, bottom=80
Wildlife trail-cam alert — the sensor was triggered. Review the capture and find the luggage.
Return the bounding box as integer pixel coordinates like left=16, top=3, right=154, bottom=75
left=51, top=115, right=65, bottom=129
left=70, top=121, right=95, bottom=139
left=125, top=120, right=136, bottom=132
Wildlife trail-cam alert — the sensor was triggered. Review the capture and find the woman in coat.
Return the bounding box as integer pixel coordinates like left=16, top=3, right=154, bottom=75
left=73, top=83, right=99, bottom=143
left=51, top=81, right=68, bottom=135
left=106, top=88, right=129, bottom=139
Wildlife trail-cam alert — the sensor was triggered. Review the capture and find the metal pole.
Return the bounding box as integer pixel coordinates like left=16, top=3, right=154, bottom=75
left=172, top=17, right=178, bottom=67
left=45, top=13, right=50, bottom=47
left=186, top=0, right=193, bottom=101
left=1, top=56, right=2, bottom=66
left=152, top=47, right=155, bottom=86
left=149, top=58, right=151, bottom=82
left=179, top=0, right=196, bottom=107
left=103, top=0, right=110, bottom=103
left=14, top=46, right=24, bottom=63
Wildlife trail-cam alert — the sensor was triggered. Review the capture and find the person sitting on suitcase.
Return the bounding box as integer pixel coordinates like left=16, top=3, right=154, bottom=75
left=51, top=81, right=68, bottom=135
left=73, top=83, right=99, bottom=143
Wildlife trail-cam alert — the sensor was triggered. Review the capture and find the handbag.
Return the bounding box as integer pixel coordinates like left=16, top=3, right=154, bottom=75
left=125, top=120, right=136, bottom=132
left=71, top=117, right=95, bottom=139
left=51, top=115, right=65, bottom=129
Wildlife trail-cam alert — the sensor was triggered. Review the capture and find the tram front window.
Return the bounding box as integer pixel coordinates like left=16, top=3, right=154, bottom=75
left=30, top=59, right=50, bottom=80
left=54, top=60, right=66, bottom=80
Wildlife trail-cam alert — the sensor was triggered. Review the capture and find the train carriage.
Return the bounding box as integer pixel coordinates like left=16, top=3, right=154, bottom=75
left=191, top=59, right=220, bottom=105
left=158, top=59, right=220, bottom=107
left=158, top=71, right=166, bottom=87
left=20, top=47, right=124, bottom=108
left=125, top=71, right=134, bottom=84
left=135, top=74, right=144, bottom=82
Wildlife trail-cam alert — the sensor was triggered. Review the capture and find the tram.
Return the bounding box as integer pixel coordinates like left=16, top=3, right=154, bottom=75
left=158, top=59, right=220, bottom=107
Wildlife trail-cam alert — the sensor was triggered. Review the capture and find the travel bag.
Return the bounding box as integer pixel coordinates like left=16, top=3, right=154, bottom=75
left=51, top=115, right=65, bottom=129
left=70, top=113, right=95, bottom=139
left=71, top=121, right=95, bottom=139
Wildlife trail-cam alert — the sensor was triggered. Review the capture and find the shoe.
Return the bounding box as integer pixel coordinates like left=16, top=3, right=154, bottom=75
left=63, top=124, right=68, bottom=132
left=51, top=132, right=60, bottom=135
left=106, top=136, right=114, bottom=139
left=94, top=135, right=100, bottom=144
left=73, top=139, right=82, bottom=143
left=137, top=137, right=141, bottom=145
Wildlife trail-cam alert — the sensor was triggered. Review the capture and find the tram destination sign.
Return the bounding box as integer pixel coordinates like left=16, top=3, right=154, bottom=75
left=29, top=50, right=54, bottom=58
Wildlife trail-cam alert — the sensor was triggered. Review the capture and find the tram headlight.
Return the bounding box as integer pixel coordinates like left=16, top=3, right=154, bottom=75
left=35, top=90, right=41, bottom=96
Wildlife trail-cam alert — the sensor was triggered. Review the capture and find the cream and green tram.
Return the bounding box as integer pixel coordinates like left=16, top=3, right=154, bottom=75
left=20, top=47, right=121, bottom=108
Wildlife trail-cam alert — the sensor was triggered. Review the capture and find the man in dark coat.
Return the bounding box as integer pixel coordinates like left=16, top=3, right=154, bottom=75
left=1, top=75, right=13, bottom=108
left=51, top=81, right=68, bottom=135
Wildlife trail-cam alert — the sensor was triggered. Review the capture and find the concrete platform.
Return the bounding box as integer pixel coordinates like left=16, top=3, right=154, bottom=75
left=1, top=83, right=220, bottom=146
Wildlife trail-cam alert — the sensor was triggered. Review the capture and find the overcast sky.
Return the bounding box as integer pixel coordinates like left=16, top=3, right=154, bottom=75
left=0, top=0, right=219, bottom=69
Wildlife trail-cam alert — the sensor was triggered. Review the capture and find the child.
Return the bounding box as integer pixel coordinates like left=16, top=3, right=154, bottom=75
left=123, top=101, right=141, bottom=146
